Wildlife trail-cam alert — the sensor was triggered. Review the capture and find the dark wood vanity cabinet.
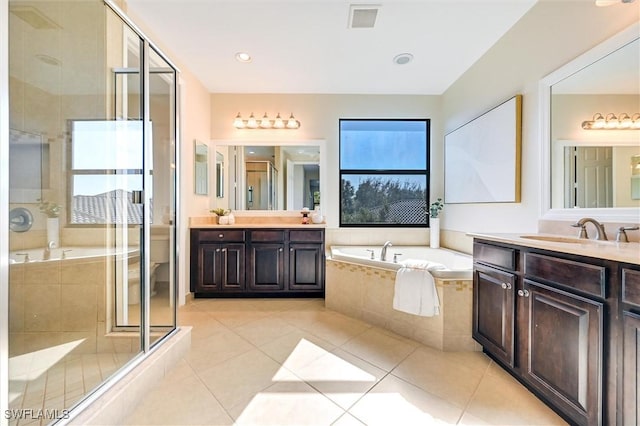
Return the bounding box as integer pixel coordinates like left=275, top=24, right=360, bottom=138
left=247, top=230, right=286, bottom=292
left=620, top=266, right=640, bottom=425
left=473, top=239, right=624, bottom=426
left=191, top=227, right=325, bottom=297
left=191, top=230, right=245, bottom=294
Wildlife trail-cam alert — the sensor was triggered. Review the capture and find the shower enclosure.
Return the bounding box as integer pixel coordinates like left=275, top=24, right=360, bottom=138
left=3, top=0, right=177, bottom=422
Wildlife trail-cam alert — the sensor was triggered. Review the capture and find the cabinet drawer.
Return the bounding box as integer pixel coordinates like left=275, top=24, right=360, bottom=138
left=197, top=230, right=245, bottom=242
left=524, top=253, right=605, bottom=298
left=473, top=242, right=516, bottom=270
left=251, top=230, right=285, bottom=242
left=622, top=268, right=640, bottom=308
left=290, top=230, right=324, bottom=243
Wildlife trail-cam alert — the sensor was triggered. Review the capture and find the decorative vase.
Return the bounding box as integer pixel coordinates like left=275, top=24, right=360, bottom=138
left=218, top=215, right=229, bottom=225
left=430, top=217, right=440, bottom=248
left=47, top=217, right=59, bottom=248
left=227, top=213, right=235, bottom=225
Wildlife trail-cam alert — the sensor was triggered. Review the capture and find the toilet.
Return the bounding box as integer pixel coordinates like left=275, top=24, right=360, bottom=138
left=128, top=234, right=170, bottom=304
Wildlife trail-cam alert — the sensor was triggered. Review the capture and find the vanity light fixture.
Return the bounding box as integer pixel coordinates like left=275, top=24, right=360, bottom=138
left=581, top=112, right=640, bottom=130
left=233, top=112, right=301, bottom=129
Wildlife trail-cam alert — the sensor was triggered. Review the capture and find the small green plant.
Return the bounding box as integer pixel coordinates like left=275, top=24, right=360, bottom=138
left=210, top=208, right=230, bottom=216
left=37, top=198, right=61, bottom=218
left=429, top=198, right=444, bottom=219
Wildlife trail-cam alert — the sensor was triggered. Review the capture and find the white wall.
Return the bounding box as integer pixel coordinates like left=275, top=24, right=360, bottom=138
left=441, top=1, right=638, bottom=240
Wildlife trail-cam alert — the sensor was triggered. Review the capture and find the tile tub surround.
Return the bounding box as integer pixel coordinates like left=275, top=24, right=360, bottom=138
left=325, top=259, right=480, bottom=352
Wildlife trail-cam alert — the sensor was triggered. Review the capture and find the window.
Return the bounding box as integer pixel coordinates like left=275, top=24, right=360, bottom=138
left=339, top=119, right=429, bottom=227
left=69, top=120, right=148, bottom=225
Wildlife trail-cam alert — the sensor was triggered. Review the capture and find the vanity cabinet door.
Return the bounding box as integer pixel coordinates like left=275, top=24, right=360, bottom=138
left=622, top=311, right=640, bottom=426
left=520, top=279, right=603, bottom=426
left=247, top=243, right=285, bottom=291
left=473, top=264, right=516, bottom=368
left=195, top=243, right=244, bottom=293
left=288, top=243, right=324, bottom=291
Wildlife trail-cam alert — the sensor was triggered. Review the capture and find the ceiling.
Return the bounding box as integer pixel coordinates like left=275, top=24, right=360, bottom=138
left=126, top=0, right=538, bottom=95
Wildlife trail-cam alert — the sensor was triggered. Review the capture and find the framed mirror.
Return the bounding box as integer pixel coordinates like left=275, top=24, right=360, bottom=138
left=194, top=140, right=209, bottom=195
left=216, top=151, right=224, bottom=198
left=540, top=23, right=639, bottom=221
left=211, top=139, right=325, bottom=212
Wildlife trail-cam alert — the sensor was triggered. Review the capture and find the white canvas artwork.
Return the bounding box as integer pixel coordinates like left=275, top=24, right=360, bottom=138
left=444, top=95, right=522, bottom=204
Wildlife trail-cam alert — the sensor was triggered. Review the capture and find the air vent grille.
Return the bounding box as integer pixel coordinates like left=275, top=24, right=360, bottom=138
left=349, top=5, right=379, bottom=29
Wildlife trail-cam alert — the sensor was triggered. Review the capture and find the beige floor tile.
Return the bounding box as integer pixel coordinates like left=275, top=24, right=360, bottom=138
left=123, top=371, right=233, bottom=425
left=234, top=316, right=299, bottom=347
left=230, top=380, right=344, bottom=425
left=332, top=413, right=366, bottom=426
left=185, top=328, right=254, bottom=373
left=259, top=330, right=336, bottom=369
left=294, top=348, right=386, bottom=410
left=391, top=346, right=484, bottom=408
left=197, top=348, right=292, bottom=410
left=348, top=374, right=463, bottom=426
left=210, top=310, right=272, bottom=329
left=301, top=312, right=371, bottom=346
left=464, top=373, right=568, bottom=425
left=340, top=327, right=417, bottom=371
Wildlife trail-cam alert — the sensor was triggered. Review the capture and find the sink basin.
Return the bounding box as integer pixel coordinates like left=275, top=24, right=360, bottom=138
left=519, top=235, right=608, bottom=244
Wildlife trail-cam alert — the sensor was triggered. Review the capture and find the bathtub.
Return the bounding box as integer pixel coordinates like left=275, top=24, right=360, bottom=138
left=329, top=245, right=473, bottom=279
left=9, top=246, right=138, bottom=263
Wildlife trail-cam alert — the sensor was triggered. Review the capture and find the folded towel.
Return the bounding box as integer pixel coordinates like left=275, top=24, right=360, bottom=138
left=393, top=259, right=444, bottom=317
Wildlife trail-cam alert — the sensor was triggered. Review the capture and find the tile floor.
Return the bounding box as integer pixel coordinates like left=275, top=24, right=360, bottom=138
left=125, top=298, right=567, bottom=426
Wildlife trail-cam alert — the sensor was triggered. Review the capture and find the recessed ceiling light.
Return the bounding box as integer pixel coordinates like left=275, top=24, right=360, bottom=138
left=235, top=52, right=252, bottom=63
left=393, top=53, right=413, bottom=65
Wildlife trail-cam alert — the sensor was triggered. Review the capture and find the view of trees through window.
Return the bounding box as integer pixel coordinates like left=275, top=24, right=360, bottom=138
left=339, top=119, right=429, bottom=227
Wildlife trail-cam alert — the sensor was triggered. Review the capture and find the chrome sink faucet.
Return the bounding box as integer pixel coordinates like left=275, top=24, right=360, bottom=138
left=571, top=218, right=608, bottom=241
left=380, top=241, right=393, bottom=261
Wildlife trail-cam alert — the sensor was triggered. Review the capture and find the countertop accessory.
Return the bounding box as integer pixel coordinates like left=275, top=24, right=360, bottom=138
left=616, top=226, right=639, bottom=242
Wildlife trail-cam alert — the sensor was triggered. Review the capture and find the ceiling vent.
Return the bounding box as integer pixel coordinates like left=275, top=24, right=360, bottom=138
left=10, top=5, right=61, bottom=30
left=348, top=5, right=380, bottom=29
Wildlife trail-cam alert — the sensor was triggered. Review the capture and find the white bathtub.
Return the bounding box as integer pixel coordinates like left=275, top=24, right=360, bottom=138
left=9, top=246, right=138, bottom=263
left=329, top=245, right=473, bottom=279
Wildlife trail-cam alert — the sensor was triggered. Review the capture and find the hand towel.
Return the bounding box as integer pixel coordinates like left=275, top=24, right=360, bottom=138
left=393, top=259, right=445, bottom=317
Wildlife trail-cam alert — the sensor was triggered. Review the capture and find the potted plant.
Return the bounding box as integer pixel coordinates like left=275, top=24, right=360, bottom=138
left=428, top=198, right=443, bottom=248
left=209, top=208, right=231, bottom=224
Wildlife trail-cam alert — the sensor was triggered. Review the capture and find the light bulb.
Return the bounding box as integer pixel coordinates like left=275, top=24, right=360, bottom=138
left=260, top=113, right=272, bottom=128
left=246, top=113, right=258, bottom=129
left=286, top=113, right=300, bottom=129
left=273, top=113, right=285, bottom=129
left=233, top=113, right=245, bottom=129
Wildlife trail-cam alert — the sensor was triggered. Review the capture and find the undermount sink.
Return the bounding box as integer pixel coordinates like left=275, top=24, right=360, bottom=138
left=519, top=235, right=611, bottom=244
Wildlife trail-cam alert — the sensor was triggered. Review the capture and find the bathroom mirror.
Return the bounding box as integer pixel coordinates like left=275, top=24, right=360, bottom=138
left=541, top=23, right=640, bottom=221
left=212, top=139, right=325, bottom=211
left=194, top=141, right=209, bottom=195
left=216, top=151, right=224, bottom=198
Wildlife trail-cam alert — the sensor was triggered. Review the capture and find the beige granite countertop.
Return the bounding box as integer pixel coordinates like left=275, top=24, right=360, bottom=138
left=190, top=215, right=326, bottom=229
left=468, top=232, right=640, bottom=265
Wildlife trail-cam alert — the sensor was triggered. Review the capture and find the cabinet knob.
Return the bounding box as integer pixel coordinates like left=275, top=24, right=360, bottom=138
left=215, top=248, right=220, bottom=252
left=501, top=282, right=512, bottom=290
left=517, top=289, right=530, bottom=297
left=290, top=248, right=294, bottom=252
left=279, top=248, right=283, bottom=252
left=222, top=248, right=227, bottom=252
left=218, top=234, right=224, bottom=238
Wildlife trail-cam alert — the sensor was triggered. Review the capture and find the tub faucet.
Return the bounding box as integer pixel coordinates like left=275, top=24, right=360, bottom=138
left=381, top=241, right=393, bottom=261
left=571, top=218, right=608, bottom=241
left=43, top=241, right=56, bottom=260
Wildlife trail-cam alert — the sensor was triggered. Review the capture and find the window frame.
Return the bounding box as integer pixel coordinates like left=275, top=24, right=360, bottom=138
left=339, top=118, right=430, bottom=228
